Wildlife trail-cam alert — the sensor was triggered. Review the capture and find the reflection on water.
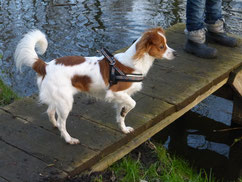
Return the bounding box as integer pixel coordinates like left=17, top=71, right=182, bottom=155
left=153, top=95, right=242, bottom=181
left=187, top=134, right=230, bottom=158
left=0, top=0, right=186, bottom=96
left=192, top=95, right=233, bottom=126
left=1, top=0, right=242, bottom=96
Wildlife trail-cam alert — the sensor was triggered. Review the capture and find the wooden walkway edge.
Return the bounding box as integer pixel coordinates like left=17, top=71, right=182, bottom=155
left=0, top=23, right=241, bottom=182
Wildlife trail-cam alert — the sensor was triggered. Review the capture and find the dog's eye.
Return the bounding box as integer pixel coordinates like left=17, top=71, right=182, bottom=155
left=160, top=45, right=164, bottom=49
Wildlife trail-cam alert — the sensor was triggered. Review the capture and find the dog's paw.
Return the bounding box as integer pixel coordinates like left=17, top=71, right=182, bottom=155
left=67, top=137, right=80, bottom=145
left=122, top=126, right=134, bottom=134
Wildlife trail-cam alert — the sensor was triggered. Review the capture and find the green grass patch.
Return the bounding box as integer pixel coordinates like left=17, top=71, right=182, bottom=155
left=72, top=142, right=241, bottom=182
left=108, top=143, right=216, bottom=182
left=0, top=79, right=18, bottom=106
left=111, top=156, right=142, bottom=182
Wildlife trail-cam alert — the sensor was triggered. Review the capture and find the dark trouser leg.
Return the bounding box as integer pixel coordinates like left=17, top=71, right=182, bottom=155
left=186, top=0, right=206, bottom=32
left=205, top=0, right=222, bottom=24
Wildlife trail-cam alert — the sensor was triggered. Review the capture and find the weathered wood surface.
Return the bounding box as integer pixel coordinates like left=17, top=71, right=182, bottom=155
left=229, top=66, right=242, bottom=97
left=232, top=95, right=242, bottom=125
left=213, top=84, right=234, bottom=100
left=0, top=23, right=241, bottom=181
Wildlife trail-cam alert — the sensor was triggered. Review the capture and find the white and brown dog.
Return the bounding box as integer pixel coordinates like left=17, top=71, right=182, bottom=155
left=14, top=28, right=176, bottom=144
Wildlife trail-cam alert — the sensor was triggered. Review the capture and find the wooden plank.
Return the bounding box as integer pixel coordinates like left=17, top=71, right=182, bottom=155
left=213, top=84, right=233, bottom=100
left=142, top=65, right=210, bottom=110
left=71, top=93, right=146, bottom=131
left=71, top=95, right=122, bottom=131
left=0, top=177, right=8, bottom=182
left=0, top=140, right=66, bottom=182
left=89, top=77, right=229, bottom=173
left=232, top=95, right=242, bottom=125
left=72, top=93, right=174, bottom=133
left=1, top=98, right=125, bottom=151
left=164, top=24, right=242, bottom=78
left=2, top=93, right=144, bottom=132
left=67, top=96, right=175, bottom=177
left=140, top=24, right=242, bottom=110
left=1, top=91, right=175, bottom=178
left=0, top=110, right=98, bottom=173
left=229, top=66, right=242, bottom=97
left=165, top=26, right=242, bottom=77
left=117, top=24, right=242, bottom=111
left=127, top=96, right=175, bottom=130
left=1, top=97, right=52, bottom=128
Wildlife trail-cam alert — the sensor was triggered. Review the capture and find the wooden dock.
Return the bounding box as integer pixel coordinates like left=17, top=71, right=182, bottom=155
left=0, top=23, right=241, bottom=182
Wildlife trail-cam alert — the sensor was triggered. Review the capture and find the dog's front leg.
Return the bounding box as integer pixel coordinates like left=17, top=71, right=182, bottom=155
left=114, top=93, right=136, bottom=134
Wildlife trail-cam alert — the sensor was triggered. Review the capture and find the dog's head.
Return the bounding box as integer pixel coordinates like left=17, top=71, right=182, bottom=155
left=133, top=27, right=176, bottom=60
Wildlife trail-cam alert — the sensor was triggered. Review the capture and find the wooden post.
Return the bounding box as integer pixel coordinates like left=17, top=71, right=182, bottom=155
left=213, top=84, right=233, bottom=100
left=232, top=95, right=242, bottom=125
left=229, top=65, right=242, bottom=97
left=229, top=66, right=242, bottom=125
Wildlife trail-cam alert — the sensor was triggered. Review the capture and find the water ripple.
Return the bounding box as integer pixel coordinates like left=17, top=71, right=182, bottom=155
left=0, top=0, right=241, bottom=96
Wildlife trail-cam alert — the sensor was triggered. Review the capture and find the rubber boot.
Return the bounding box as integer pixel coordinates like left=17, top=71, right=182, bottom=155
left=184, top=28, right=217, bottom=59
left=206, top=19, right=237, bottom=47
left=185, top=40, right=217, bottom=59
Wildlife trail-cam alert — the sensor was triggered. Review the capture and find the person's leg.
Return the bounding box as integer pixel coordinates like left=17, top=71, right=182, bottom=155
left=205, top=0, right=237, bottom=47
left=186, top=0, right=206, bottom=32
left=185, top=0, right=217, bottom=59
left=205, top=0, right=222, bottom=24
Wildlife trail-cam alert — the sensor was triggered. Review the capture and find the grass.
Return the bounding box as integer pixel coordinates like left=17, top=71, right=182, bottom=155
left=112, top=156, right=142, bottom=182
left=0, top=79, right=18, bottom=106
left=109, top=143, right=215, bottom=182
left=0, top=53, right=18, bottom=106
left=74, top=142, right=217, bottom=182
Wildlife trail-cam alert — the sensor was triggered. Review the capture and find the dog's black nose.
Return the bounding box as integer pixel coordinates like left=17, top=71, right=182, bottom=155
left=173, top=51, right=178, bottom=57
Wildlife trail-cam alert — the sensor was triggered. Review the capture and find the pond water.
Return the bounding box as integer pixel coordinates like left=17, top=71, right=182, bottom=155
left=153, top=95, right=242, bottom=181
left=0, top=0, right=242, bottom=181
left=1, top=0, right=242, bottom=96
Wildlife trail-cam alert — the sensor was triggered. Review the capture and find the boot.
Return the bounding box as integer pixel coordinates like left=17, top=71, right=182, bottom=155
left=184, top=28, right=217, bottom=59
left=206, top=19, right=237, bottom=47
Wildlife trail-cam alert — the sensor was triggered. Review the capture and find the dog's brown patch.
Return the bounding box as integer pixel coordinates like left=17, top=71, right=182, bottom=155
left=99, top=58, right=110, bottom=86
left=55, top=56, right=85, bottom=66
left=133, top=27, right=167, bottom=60
left=32, top=59, right=47, bottom=76
left=99, top=58, right=134, bottom=92
left=71, top=75, right=92, bottom=92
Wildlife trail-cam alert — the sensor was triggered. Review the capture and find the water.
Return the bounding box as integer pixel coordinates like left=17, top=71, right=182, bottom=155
left=0, top=0, right=186, bottom=96
left=1, top=0, right=241, bottom=96
left=0, top=0, right=241, bottom=181
left=154, top=95, right=242, bottom=181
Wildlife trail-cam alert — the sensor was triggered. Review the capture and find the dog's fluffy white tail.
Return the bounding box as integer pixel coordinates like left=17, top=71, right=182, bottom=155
left=14, top=30, right=48, bottom=71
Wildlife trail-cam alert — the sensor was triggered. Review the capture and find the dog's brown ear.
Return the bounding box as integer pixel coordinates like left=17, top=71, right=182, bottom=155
left=133, top=31, right=153, bottom=60
left=156, top=27, right=165, bottom=35
left=133, top=29, right=164, bottom=60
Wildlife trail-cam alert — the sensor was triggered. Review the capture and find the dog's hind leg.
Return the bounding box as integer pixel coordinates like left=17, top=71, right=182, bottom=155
left=47, top=105, right=57, bottom=127
left=55, top=98, right=80, bottom=145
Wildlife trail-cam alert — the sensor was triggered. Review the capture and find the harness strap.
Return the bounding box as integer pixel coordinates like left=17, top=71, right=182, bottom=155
left=100, top=48, right=144, bottom=87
